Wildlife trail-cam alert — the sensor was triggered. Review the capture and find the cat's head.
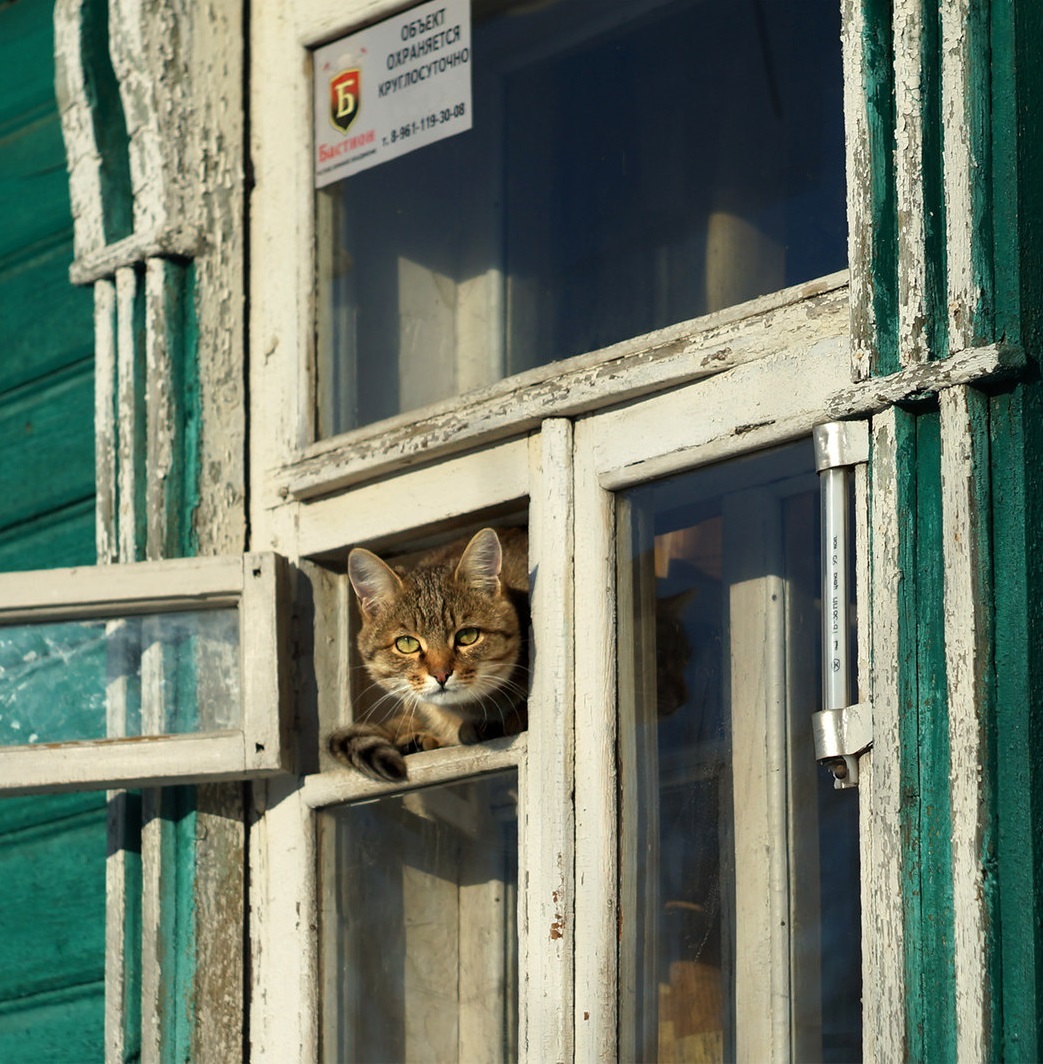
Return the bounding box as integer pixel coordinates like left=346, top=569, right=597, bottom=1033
left=348, top=528, right=524, bottom=712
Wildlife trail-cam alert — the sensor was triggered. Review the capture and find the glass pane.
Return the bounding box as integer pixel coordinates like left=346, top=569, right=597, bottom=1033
left=317, top=0, right=846, bottom=435
left=617, top=443, right=861, bottom=1062
left=320, top=771, right=518, bottom=1062
left=0, top=609, right=240, bottom=744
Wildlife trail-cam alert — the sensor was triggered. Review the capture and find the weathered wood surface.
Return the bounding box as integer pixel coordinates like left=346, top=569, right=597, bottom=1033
left=939, top=386, right=991, bottom=1062
left=284, top=273, right=850, bottom=500
left=523, top=421, right=575, bottom=1063
left=0, top=6, right=105, bottom=1058
left=861, top=409, right=907, bottom=1062
left=571, top=424, right=617, bottom=1061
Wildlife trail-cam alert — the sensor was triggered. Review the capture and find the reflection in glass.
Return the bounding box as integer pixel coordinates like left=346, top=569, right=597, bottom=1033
left=617, top=443, right=861, bottom=1062
left=0, top=609, right=240, bottom=745
left=320, top=772, right=518, bottom=1063
left=317, top=0, right=846, bottom=435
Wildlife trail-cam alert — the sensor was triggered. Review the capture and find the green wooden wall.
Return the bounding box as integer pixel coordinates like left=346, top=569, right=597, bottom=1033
left=856, top=0, right=1043, bottom=1057
left=0, top=0, right=105, bottom=1059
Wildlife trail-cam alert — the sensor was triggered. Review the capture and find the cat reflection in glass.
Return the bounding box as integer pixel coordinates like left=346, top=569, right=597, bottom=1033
left=328, top=527, right=529, bottom=780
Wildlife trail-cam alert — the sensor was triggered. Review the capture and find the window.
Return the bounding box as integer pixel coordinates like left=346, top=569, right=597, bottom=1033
left=0, top=554, right=290, bottom=793
left=315, top=0, right=846, bottom=435
left=249, top=0, right=865, bottom=1058
left=616, top=443, right=861, bottom=1060
left=319, top=771, right=519, bottom=1060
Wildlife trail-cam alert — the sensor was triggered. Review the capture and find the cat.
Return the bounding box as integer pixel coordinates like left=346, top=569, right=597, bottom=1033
left=327, top=526, right=529, bottom=781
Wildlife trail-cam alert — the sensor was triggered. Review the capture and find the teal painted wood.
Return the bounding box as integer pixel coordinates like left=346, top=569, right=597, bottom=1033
left=0, top=362, right=95, bottom=534
left=0, top=983, right=105, bottom=1063
left=0, top=500, right=95, bottom=572
left=0, top=235, right=93, bottom=395
left=0, top=0, right=104, bottom=1059
left=918, top=0, right=948, bottom=362
left=860, top=0, right=900, bottom=376
left=156, top=788, right=197, bottom=1064
left=894, top=408, right=957, bottom=1060
left=79, top=0, right=133, bottom=243
left=989, top=384, right=1043, bottom=1061
left=0, top=804, right=107, bottom=1000
left=963, top=387, right=1001, bottom=1060
left=114, top=792, right=143, bottom=1064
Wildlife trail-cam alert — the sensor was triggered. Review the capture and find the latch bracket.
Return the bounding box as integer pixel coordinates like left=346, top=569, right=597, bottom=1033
left=812, top=701, right=873, bottom=789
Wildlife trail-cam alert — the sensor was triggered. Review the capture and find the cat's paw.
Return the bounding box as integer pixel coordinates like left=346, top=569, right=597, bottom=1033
left=327, top=723, right=408, bottom=782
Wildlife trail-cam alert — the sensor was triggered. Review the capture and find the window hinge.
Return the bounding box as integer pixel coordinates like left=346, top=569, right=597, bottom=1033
left=812, top=702, right=873, bottom=790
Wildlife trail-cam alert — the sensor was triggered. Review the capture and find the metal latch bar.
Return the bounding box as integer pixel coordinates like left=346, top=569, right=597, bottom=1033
left=813, top=420, right=871, bottom=789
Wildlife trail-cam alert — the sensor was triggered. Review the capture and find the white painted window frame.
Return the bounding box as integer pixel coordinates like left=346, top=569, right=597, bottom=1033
left=571, top=329, right=868, bottom=1062
left=249, top=323, right=882, bottom=1061
left=0, top=553, right=290, bottom=794
left=247, top=3, right=1023, bottom=1059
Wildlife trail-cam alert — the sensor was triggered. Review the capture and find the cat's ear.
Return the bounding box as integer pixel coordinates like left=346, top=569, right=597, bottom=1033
left=455, top=528, right=502, bottom=593
left=348, top=548, right=403, bottom=618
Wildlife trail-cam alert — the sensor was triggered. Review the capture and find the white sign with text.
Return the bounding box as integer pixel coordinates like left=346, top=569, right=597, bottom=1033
left=313, top=0, right=473, bottom=188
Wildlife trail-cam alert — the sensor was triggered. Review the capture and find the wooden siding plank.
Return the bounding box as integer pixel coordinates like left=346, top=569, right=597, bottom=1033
left=0, top=803, right=106, bottom=999
left=0, top=114, right=74, bottom=262
left=0, top=0, right=58, bottom=129
left=0, top=500, right=96, bottom=572
left=0, top=981, right=105, bottom=1060
left=0, top=237, right=93, bottom=394
left=0, top=363, right=94, bottom=533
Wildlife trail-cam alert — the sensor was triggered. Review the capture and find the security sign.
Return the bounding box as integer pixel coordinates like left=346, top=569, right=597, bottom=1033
left=330, top=69, right=361, bottom=134
left=313, top=0, right=472, bottom=187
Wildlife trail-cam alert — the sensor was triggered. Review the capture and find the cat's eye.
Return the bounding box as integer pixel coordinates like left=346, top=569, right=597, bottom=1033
left=455, top=627, right=480, bottom=647
left=394, top=635, right=421, bottom=654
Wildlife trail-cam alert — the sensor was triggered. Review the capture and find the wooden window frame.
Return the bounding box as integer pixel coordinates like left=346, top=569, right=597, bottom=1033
left=247, top=2, right=1025, bottom=1060
left=0, top=553, right=291, bottom=794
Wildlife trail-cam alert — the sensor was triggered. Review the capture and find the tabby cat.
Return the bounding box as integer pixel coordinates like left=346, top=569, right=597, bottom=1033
left=327, top=527, right=529, bottom=781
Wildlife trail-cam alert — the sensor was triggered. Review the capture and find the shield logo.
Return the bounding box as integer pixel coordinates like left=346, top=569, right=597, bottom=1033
left=330, top=69, right=361, bottom=134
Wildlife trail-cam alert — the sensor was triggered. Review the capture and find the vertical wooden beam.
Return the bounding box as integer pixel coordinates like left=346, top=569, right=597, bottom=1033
left=249, top=778, right=318, bottom=1063
left=95, top=280, right=119, bottom=565
left=841, top=0, right=875, bottom=380
left=54, top=0, right=108, bottom=257
left=861, top=408, right=907, bottom=1061
left=523, top=419, right=575, bottom=1063
left=892, top=0, right=929, bottom=365
left=572, top=421, right=618, bottom=1062
left=941, top=1, right=985, bottom=352
left=939, top=385, right=992, bottom=1061
left=115, top=265, right=143, bottom=563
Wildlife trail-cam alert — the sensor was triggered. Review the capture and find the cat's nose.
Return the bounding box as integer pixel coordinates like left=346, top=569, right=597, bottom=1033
left=433, top=669, right=453, bottom=688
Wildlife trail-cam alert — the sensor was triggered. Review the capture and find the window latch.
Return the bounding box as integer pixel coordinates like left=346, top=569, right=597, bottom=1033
left=812, top=702, right=873, bottom=786
left=813, top=420, right=871, bottom=789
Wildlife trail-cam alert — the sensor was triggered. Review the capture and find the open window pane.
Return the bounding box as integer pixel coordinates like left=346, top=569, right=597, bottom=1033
left=0, top=609, right=239, bottom=745
left=0, top=554, right=289, bottom=793
left=316, top=0, right=846, bottom=435
left=320, top=770, right=519, bottom=1062
left=617, top=443, right=861, bottom=1061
